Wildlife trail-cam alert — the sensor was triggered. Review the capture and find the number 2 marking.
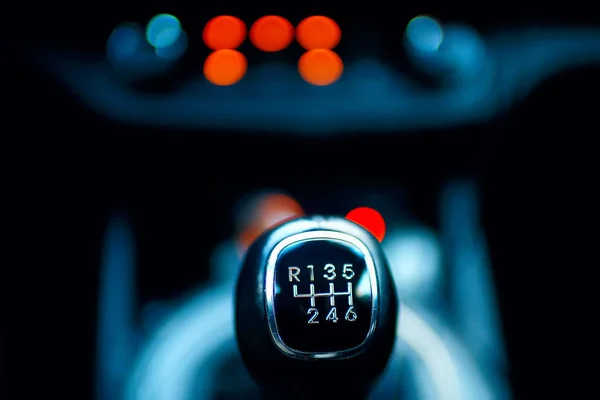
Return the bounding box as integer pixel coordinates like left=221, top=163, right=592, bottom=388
left=307, top=308, right=319, bottom=324
left=323, top=264, right=336, bottom=280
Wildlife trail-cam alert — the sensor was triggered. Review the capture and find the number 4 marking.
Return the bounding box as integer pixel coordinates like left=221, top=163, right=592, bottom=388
left=326, top=307, right=338, bottom=323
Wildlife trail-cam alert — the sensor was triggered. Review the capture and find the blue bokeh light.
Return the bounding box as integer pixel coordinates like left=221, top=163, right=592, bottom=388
left=106, top=20, right=184, bottom=80
left=107, top=23, right=144, bottom=60
left=146, top=14, right=182, bottom=49
left=439, top=25, right=488, bottom=79
left=405, top=15, right=444, bottom=52
left=155, top=31, right=188, bottom=60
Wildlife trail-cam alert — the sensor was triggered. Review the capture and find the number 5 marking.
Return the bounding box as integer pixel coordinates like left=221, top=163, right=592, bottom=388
left=342, top=264, right=354, bottom=279
left=323, top=264, right=336, bottom=280
left=307, top=308, right=319, bottom=324
left=345, top=306, right=357, bottom=322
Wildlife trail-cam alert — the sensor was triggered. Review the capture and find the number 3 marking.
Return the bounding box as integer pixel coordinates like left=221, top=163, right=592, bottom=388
left=323, top=264, right=336, bottom=280
left=307, top=308, right=319, bottom=324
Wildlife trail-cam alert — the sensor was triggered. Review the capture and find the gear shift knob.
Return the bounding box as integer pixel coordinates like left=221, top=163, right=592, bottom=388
left=235, top=216, right=398, bottom=399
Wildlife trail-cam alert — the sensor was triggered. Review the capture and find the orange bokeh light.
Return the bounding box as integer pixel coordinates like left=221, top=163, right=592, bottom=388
left=235, top=193, right=305, bottom=254
left=345, top=207, right=386, bottom=242
left=296, top=16, right=341, bottom=50
left=298, top=49, right=343, bottom=86
left=250, top=16, right=294, bottom=52
left=203, top=49, right=247, bottom=86
left=202, top=15, right=247, bottom=50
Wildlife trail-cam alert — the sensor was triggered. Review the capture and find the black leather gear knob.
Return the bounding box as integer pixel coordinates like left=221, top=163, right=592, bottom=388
left=235, top=216, right=398, bottom=399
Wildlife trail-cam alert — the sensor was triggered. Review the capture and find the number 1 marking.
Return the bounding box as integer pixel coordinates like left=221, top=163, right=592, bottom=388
left=307, top=265, right=314, bottom=281
left=307, top=308, right=319, bottom=324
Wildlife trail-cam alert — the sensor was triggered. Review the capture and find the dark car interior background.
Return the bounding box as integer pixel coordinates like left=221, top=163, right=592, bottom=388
left=3, top=0, right=599, bottom=398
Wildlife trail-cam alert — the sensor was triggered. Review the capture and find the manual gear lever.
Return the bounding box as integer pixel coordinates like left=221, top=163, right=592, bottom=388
left=235, top=216, right=398, bottom=399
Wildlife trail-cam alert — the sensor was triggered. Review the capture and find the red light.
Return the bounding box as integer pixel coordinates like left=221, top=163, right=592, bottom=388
left=250, top=16, right=295, bottom=52
left=345, top=207, right=386, bottom=242
left=202, top=16, right=247, bottom=50
left=296, top=16, right=341, bottom=50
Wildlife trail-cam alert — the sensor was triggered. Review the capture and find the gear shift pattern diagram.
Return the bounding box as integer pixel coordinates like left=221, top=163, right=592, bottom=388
left=268, top=233, right=377, bottom=356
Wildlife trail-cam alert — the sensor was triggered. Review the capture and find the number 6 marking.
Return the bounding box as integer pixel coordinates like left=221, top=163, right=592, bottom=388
left=307, top=308, right=319, bottom=324
left=345, top=306, right=357, bottom=322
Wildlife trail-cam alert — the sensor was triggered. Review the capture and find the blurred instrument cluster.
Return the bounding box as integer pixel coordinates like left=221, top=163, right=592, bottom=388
left=36, top=12, right=600, bottom=134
